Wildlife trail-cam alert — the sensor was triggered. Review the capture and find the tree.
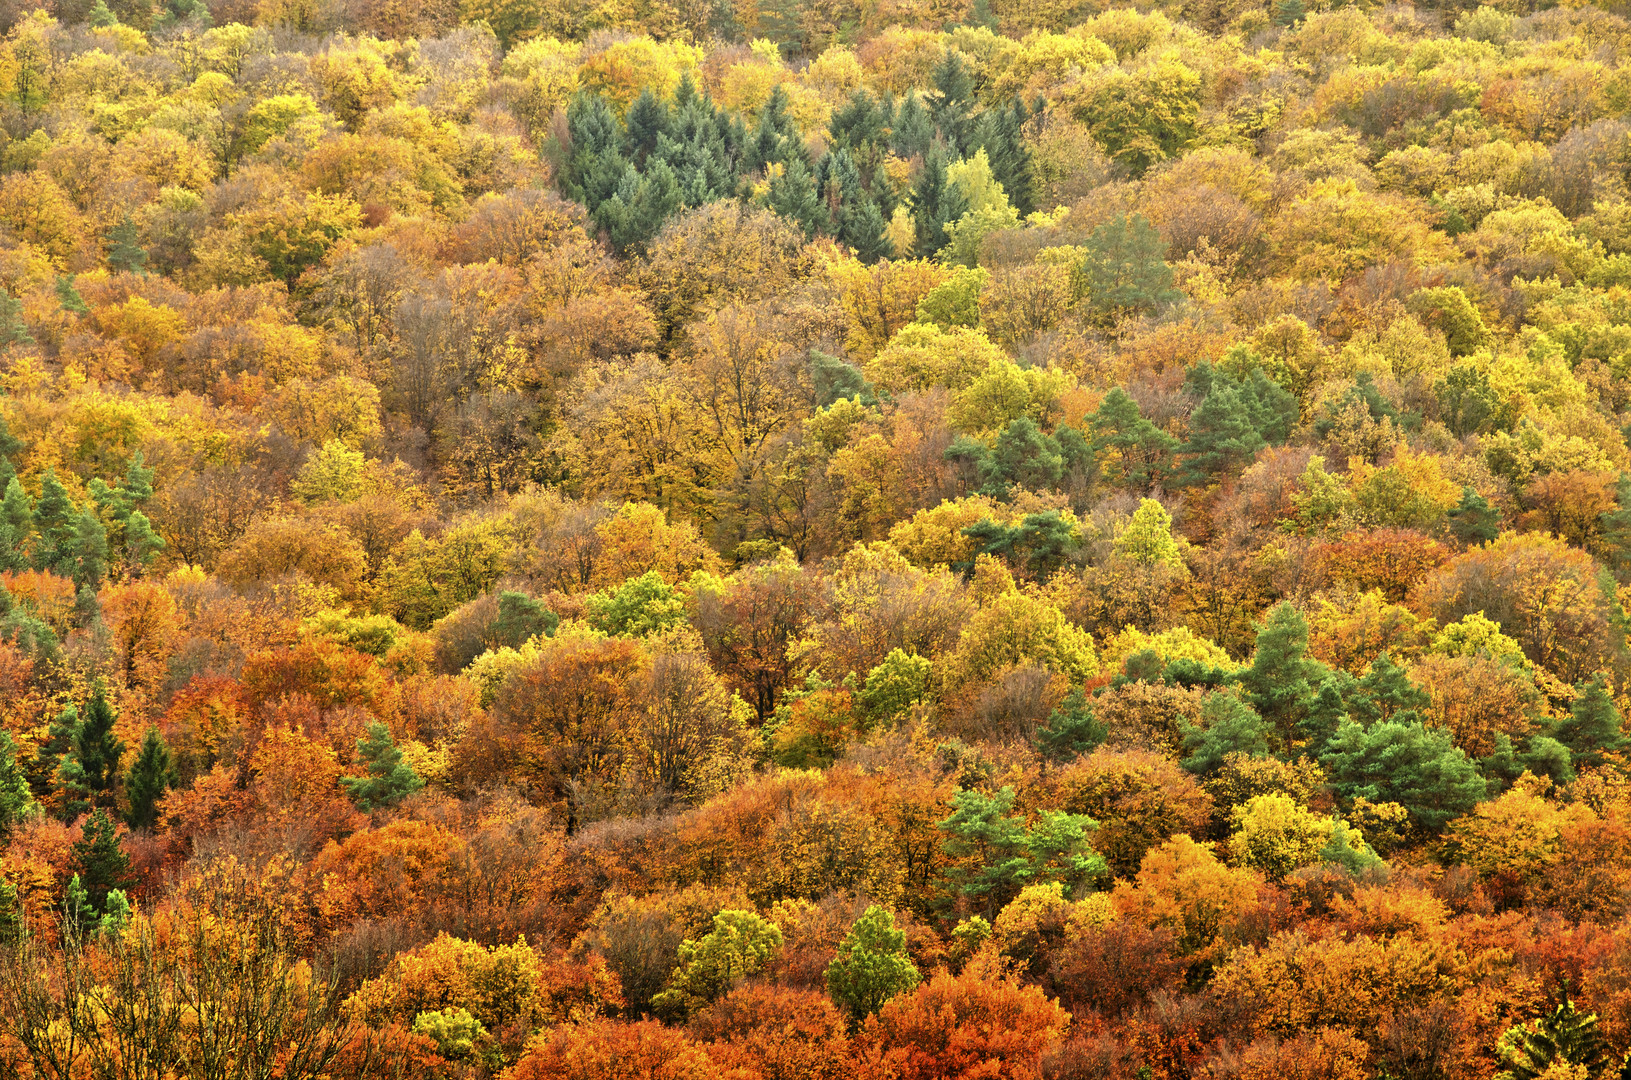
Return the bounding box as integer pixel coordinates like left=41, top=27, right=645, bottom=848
left=1348, top=652, right=1430, bottom=727
left=1177, top=382, right=1268, bottom=486
left=104, top=215, right=148, bottom=274
left=0, top=731, right=34, bottom=838
left=865, top=970, right=1069, bottom=1080
left=939, top=786, right=1105, bottom=915
left=1181, top=691, right=1271, bottom=775
left=1079, top=214, right=1181, bottom=320
left=1495, top=1000, right=1610, bottom=1080
left=1115, top=499, right=1183, bottom=567
left=825, top=905, right=921, bottom=1027
left=652, top=909, right=783, bottom=1019
left=68, top=808, right=133, bottom=923
left=1556, top=674, right=1624, bottom=769
left=1036, top=687, right=1107, bottom=763
left=910, top=143, right=969, bottom=258
left=58, top=685, right=124, bottom=818
left=341, top=721, right=424, bottom=812
left=1321, top=719, right=1486, bottom=833
left=124, top=726, right=176, bottom=831
left=0, top=291, right=30, bottom=348
left=1237, top=603, right=1325, bottom=751
left=1089, top=388, right=1177, bottom=493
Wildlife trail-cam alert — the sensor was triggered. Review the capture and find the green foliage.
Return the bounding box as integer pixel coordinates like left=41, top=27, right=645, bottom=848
left=124, top=726, right=177, bottom=831
left=68, top=808, right=133, bottom=928
left=0, top=731, right=36, bottom=838
left=1237, top=602, right=1326, bottom=751
left=413, top=1007, right=487, bottom=1059
left=1321, top=719, right=1486, bottom=833
left=0, top=291, right=32, bottom=348
left=1088, top=388, right=1177, bottom=493
left=1181, top=690, right=1270, bottom=774
left=1114, top=498, right=1183, bottom=567
left=811, top=349, right=877, bottom=408
left=1348, top=653, right=1430, bottom=727
left=916, top=266, right=988, bottom=330
left=1450, top=486, right=1502, bottom=546
left=961, top=509, right=1077, bottom=579
left=1072, top=62, right=1202, bottom=175
left=825, top=905, right=921, bottom=1026
left=859, top=649, right=932, bottom=726
left=1079, top=214, right=1180, bottom=319
left=104, top=215, right=148, bottom=275
left=58, top=686, right=124, bottom=819
left=653, top=909, right=783, bottom=1019
left=939, top=785, right=1105, bottom=914
left=1036, top=687, right=1107, bottom=763
left=490, top=590, right=558, bottom=647
left=1495, top=1000, right=1610, bottom=1080
left=584, top=570, right=688, bottom=637
left=910, top=142, right=970, bottom=258
left=340, top=721, right=424, bottom=812
left=1556, top=673, right=1624, bottom=769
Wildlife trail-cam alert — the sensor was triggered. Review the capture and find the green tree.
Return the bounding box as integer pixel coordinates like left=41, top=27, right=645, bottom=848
left=1177, top=383, right=1268, bottom=486
left=68, top=808, right=133, bottom=924
left=939, top=786, right=1104, bottom=915
left=1088, top=388, right=1177, bottom=493
left=1181, top=690, right=1270, bottom=774
left=768, top=156, right=829, bottom=239
left=69, top=506, right=108, bottom=590
left=652, top=909, right=783, bottom=1019
left=1321, top=719, right=1486, bottom=833
left=0, top=292, right=31, bottom=348
left=1237, top=602, right=1325, bottom=751
left=811, top=350, right=877, bottom=408
left=1450, top=486, right=1502, bottom=547
left=124, top=726, right=176, bottom=831
left=825, top=905, right=921, bottom=1027
left=1556, top=674, right=1624, bottom=769
left=0, top=877, right=20, bottom=944
left=859, top=649, right=933, bottom=726
left=1079, top=214, right=1180, bottom=320
left=1495, top=1000, right=1609, bottom=1080
left=584, top=570, right=687, bottom=637
left=490, top=590, right=557, bottom=647
left=1071, top=62, right=1202, bottom=175
left=0, top=731, right=35, bottom=838
left=1114, top=498, right=1183, bottom=566
left=910, top=143, right=969, bottom=258
left=32, top=470, right=75, bottom=573
left=340, top=721, right=424, bottom=812
left=58, top=686, right=124, bottom=819
left=0, top=478, right=31, bottom=572
left=1035, top=687, right=1106, bottom=763
left=104, top=216, right=148, bottom=275
left=1348, top=652, right=1430, bottom=727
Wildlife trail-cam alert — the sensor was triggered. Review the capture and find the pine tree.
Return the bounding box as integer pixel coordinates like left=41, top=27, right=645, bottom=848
left=1181, top=691, right=1270, bottom=774
left=69, top=506, right=107, bottom=590
left=1557, top=674, right=1624, bottom=769
left=1321, top=719, right=1485, bottom=833
left=54, top=274, right=88, bottom=315
left=124, top=727, right=176, bottom=831
left=341, top=721, right=424, bottom=811
left=0, top=477, right=32, bottom=572
left=1088, top=387, right=1178, bottom=492
left=1079, top=214, right=1180, bottom=320
left=825, top=905, right=921, bottom=1027
left=491, top=591, right=557, bottom=648
left=104, top=216, right=147, bottom=275
left=0, top=731, right=35, bottom=838
left=58, top=685, right=124, bottom=818
left=1177, top=383, right=1268, bottom=486
left=811, top=350, right=876, bottom=408
left=1237, top=602, right=1323, bottom=749
left=1036, top=687, right=1107, bottom=763
left=1349, top=652, right=1430, bottom=727
left=122, top=510, right=165, bottom=573
left=1451, top=485, right=1502, bottom=547
left=32, top=469, right=76, bottom=573
left=69, top=808, right=133, bottom=918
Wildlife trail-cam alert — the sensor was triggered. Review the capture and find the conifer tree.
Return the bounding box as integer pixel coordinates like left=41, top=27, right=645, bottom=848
left=124, top=727, right=176, bottom=830
left=1557, top=674, right=1624, bottom=769
left=0, top=477, right=32, bottom=572
left=69, top=506, right=107, bottom=590
left=1036, top=687, right=1106, bottom=763
left=1079, top=214, right=1180, bottom=320
left=54, top=274, right=88, bottom=315
left=1088, top=388, right=1178, bottom=492
left=925, top=51, right=975, bottom=152
left=104, top=216, right=147, bottom=275
left=1181, top=691, right=1270, bottom=774
left=58, top=686, right=124, bottom=818
left=32, top=469, right=76, bottom=573
left=1176, top=383, right=1268, bottom=486
left=122, top=510, right=165, bottom=573
left=68, top=808, right=133, bottom=919
left=768, top=155, right=829, bottom=238
left=341, top=721, right=424, bottom=811
left=910, top=142, right=969, bottom=258
left=1348, top=652, right=1430, bottom=727
left=892, top=92, right=934, bottom=160
left=1451, top=485, right=1502, bottom=547
left=1321, top=719, right=1485, bottom=833
left=0, top=731, right=35, bottom=838
left=1237, top=602, right=1323, bottom=749
left=1495, top=1000, right=1609, bottom=1080
left=0, top=291, right=31, bottom=348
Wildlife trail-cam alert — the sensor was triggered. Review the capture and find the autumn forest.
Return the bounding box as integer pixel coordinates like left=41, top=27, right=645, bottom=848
left=0, top=0, right=1629, bottom=1075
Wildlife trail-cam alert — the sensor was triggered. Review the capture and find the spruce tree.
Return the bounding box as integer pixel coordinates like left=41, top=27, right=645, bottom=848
left=768, top=155, right=829, bottom=238
left=69, top=808, right=133, bottom=917
left=69, top=506, right=108, bottom=590
left=910, top=142, right=968, bottom=258
left=58, top=685, right=124, bottom=818
left=891, top=92, right=934, bottom=160
left=0, top=476, right=32, bottom=572
left=1557, top=674, right=1624, bottom=769
left=1321, top=719, right=1485, bottom=833
left=32, top=469, right=76, bottom=573
left=925, top=51, right=975, bottom=153
left=124, top=727, right=176, bottom=830
left=54, top=274, right=88, bottom=315
left=1237, top=602, right=1322, bottom=750
left=341, top=722, right=424, bottom=811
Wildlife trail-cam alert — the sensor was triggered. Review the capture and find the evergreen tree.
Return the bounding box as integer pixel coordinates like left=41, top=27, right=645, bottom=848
left=621, top=87, right=671, bottom=166
left=88, top=0, right=118, bottom=26
left=104, top=216, right=147, bottom=275
left=910, top=142, right=968, bottom=257
left=938, top=786, right=1104, bottom=914
left=69, top=506, right=108, bottom=590
left=1348, top=652, right=1430, bottom=727
left=33, top=701, right=76, bottom=800
left=892, top=92, right=934, bottom=160
left=1237, top=602, right=1324, bottom=750
left=0, top=291, right=31, bottom=347
left=1180, top=690, right=1270, bottom=774
left=0, top=876, right=20, bottom=944
left=1321, top=719, right=1486, bottom=833
left=768, top=155, right=829, bottom=238
left=1298, top=672, right=1353, bottom=757
left=0, top=731, right=35, bottom=838
left=825, top=905, right=921, bottom=1028
left=1036, top=687, right=1106, bottom=763
left=69, top=808, right=133, bottom=918
left=58, top=686, right=124, bottom=818
left=925, top=51, right=976, bottom=153
left=1079, top=214, right=1180, bottom=320
left=1088, top=387, right=1178, bottom=492
left=124, top=726, right=176, bottom=831
left=341, top=721, right=425, bottom=811
left=1275, top=0, right=1306, bottom=25
left=54, top=275, right=88, bottom=316
left=811, top=350, right=876, bottom=408
left=32, top=469, right=76, bottom=573
left=0, top=476, right=32, bottom=572
left=1495, top=1000, right=1610, bottom=1080
left=491, top=590, right=557, bottom=648
left=1451, top=485, right=1502, bottom=547
left=1176, top=383, right=1268, bottom=486
left=122, top=510, right=165, bottom=573
left=1556, top=674, right=1625, bottom=769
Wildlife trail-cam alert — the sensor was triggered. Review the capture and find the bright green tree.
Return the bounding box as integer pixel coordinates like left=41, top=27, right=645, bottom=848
left=1495, top=1000, right=1610, bottom=1080
left=584, top=571, right=687, bottom=638
left=1321, top=719, right=1486, bottom=833
left=1237, top=602, right=1325, bottom=751
left=939, top=786, right=1104, bottom=915
left=825, top=905, right=921, bottom=1027
left=1114, top=499, right=1183, bottom=567
left=859, top=649, right=933, bottom=726
left=0, top=731, right=35, bottom=838
left=653, top=909, right=784, bottom=1019
left=1348, top=652, right=1430, bottom=727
